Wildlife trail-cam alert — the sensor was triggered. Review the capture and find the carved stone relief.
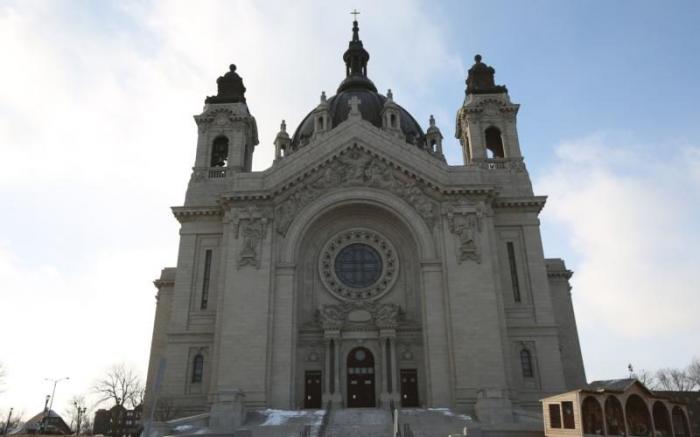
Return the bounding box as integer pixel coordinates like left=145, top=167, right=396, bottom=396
left=274, top=147, right=439, bottom=236
left=318, top=301, right=401, bottom=330
left=229, top=206, right=272, bottom=269
left=444, top=201, right=485, bottom=264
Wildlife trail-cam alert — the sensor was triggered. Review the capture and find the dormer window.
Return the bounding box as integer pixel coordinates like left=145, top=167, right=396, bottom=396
left=210, top=136, right=229, bottom=167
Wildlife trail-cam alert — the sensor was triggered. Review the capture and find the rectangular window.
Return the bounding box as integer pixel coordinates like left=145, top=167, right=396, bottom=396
left=549, top=403, right=562, bottom=428
left=507, top=242, right=521, bottom=303
left=201, top=249, right=212, bottom=309
left=562, top=401, right=576, bottom=429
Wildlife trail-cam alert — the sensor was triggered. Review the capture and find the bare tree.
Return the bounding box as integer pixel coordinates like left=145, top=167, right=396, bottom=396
left=93, top=364, right=144, bottom=408
left=632, top=368, right=657, bottom=388
left=656, top=367, right=698, bottom=391
left=64, top=395, right=91, bottom=435
left=687, top=357, right=700, bottom=389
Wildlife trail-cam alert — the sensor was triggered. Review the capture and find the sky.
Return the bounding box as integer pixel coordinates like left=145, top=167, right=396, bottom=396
left=1, top=0, right=699, bottom=421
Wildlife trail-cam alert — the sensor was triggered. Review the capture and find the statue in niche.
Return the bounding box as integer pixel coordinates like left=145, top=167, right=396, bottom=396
left=238, top=219, right=264, bottom=267
left=446, top=202, right=483, bottom=263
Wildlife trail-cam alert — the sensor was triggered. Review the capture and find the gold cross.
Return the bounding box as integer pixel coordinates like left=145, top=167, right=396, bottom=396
left=350, top=9, right=360, bottom=20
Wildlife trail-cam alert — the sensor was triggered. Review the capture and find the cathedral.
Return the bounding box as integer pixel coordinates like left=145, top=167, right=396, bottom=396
left=143, top=18, right=586, bottom=433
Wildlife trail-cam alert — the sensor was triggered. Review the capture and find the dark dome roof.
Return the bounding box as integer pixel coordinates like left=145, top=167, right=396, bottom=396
left=291, top=88, right=425, bottom=148
left=290, top=19, right=425, bottom=150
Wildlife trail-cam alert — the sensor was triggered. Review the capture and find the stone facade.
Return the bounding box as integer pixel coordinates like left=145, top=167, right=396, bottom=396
left=143, top=21, right=586, bottom=425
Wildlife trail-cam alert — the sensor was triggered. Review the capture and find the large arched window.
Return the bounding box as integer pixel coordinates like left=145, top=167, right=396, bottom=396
left=520, top=349, right=534, bottom=378
left=605, top=396, right=626, bottom=436
left=652, top=402, right=672, bottom=437
left=484, top=126, right=505, bottom=158
left=582, top=396, right=604, bottom=435
left=210, top=136, right=229, bottom=167
left=672, top=406, right=690, bottom=437
left=626, top=394, right=653, bottom=437
left=191, top=354, right=204, bottom=383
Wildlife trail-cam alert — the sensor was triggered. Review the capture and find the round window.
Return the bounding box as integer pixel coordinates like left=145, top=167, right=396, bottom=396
left=319, top=229, right=398, bottom=300
left=334, top=243, right=383, bottom=288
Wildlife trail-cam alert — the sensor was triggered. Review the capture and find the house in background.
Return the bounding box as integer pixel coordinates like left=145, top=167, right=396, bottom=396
left=11, top=410, right=71, bottom=435
left=93, top=405, right=142, bottom=437
left=541, top=379, right=692, bottom=437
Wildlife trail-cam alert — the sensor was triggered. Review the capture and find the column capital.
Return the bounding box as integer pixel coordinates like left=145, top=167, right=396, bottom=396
left=379, top=328, right=397, bottom=339
left=323, top=329, right=341, bottom=339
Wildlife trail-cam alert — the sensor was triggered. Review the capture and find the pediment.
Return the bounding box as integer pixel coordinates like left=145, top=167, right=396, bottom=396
left=229, top=119, right=490, bottom=200
left=221, top=120, right=497, bottom=235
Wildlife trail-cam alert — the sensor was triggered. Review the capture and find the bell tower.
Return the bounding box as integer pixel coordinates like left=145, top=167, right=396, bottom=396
left=192, top=64, right=258, bottom=173
left=455, top=55, right=523, bottom=164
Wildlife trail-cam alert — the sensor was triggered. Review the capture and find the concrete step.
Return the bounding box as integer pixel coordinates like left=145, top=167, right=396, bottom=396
left=324, top=408, right=393, bottom=437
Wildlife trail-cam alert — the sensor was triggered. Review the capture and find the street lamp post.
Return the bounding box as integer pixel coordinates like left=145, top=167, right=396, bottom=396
left=73, top=401, right=86, bottom=436
left=3, top=408, right=13, bottom=434
left=42, top=376, right=69, bottom=434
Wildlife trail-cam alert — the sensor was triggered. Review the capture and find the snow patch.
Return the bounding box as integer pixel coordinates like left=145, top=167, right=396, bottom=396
left=259, top=409, right=325, bottom=426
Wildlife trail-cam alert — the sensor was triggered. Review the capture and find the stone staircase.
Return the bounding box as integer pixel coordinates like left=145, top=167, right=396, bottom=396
left=323, top=408, right=393, bottom=437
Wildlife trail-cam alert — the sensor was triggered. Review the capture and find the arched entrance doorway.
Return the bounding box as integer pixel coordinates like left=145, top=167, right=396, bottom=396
left=347, top=347, right=376, bottom=407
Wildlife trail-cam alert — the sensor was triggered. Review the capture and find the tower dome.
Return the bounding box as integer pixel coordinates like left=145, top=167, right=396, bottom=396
left=290, top=19, right=425, bottom=150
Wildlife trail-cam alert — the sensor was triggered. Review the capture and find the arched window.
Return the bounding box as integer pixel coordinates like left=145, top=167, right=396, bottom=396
left=652, top=402, right=672, bottom=437
left=605, top=396, right=626, bottom=436
left=390, top=113, right=397, bottom=128
left=582, top=396, right=604, bottom=435
left=520, top=349, right=534, bottom=378
left=626, top=394, right=652, bottom=437
left=210, top=136, right=229, bottom=167
left=484, top=126, right=505, bottom=158
left=192, top=354, right=204, bottom=383
left=672, top=406, right=690, bottom=437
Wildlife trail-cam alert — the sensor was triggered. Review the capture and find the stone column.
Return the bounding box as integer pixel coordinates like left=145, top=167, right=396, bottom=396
left=333, top=338, right=341, bottom=402
left=322, top=338, right=332, bottom=402
left=380, top=336, right=389, bottom=405
left=389, top=336, right=398, bottom=397
left=322, top=330, right=342, bottom=407
left=421, top=261, right=453, bottom=406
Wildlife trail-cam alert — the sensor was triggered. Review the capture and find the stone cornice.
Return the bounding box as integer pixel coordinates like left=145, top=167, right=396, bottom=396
left=153, top=278, right=174, bottom=289
left=171, top=206, right=223, bottom=222
left=547, top=269, right=574, bottom=280
left=493, top=196, right=546, bottom=212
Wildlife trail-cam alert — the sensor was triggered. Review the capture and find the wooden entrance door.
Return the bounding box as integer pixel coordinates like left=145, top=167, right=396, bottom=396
left=304, top=370, right=322, bottom=409
left=346, top=347, right=376, bottom=408
left=400, top=369, right=419, bottom=407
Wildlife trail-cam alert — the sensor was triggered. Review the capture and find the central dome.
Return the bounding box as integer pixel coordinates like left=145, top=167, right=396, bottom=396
left=291, top=88, right=425, bottom=149
left=290, top=19, right=425, bottom=149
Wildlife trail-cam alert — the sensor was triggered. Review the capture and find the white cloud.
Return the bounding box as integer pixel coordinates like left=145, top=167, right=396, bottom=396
left=537, top=133, right=700, bottom=341
left=0, top=0, right=462, bottom=416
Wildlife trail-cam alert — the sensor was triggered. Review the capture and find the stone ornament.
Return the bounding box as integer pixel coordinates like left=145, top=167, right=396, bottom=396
left=319, top=301, right=401, bottom=330
left=274, top=146, right=438, bottom=236
left=229, top=206, right=272, bottom=269
left=319, top=228, right=398, bottom=301
left=444, top=201, right=484, bottom=263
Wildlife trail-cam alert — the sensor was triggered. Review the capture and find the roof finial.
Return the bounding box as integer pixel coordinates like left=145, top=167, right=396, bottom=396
left=280, top=119, right=287, bottom=132
left=387, top=89, right=393, bottom=101
left=320, top=91, right=327, bottom=103
left=429, top=114, right=436, bottom=127
left=350, top=9, right=360, bottom=41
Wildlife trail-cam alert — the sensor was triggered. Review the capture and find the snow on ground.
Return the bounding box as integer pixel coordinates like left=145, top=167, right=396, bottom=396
left=259, top=409, right=325, bottom=426
left=426, top=408, right=473, bottom=421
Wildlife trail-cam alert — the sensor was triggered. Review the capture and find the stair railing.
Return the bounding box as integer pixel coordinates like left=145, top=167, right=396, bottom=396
left=317, top=401, right=332, bottom=437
